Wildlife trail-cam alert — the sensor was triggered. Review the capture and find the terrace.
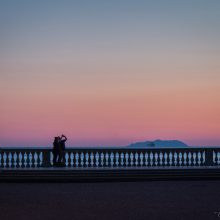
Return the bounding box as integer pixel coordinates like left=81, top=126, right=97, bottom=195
left=1, top=146, right=220, bottom=181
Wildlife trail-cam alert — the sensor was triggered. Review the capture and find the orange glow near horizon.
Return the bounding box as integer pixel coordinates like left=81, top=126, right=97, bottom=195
left=1, top=79, right=220, bottom=146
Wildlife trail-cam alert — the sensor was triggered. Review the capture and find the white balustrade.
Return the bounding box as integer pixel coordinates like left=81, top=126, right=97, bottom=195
left=0, top=148, right=218, bottom=169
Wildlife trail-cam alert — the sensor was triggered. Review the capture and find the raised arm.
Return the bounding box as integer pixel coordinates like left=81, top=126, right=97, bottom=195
left=61, top=134, right=67, bottom=141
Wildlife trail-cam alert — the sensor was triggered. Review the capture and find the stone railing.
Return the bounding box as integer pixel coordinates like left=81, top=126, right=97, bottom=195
left=0, top=147, right=220, bottom=168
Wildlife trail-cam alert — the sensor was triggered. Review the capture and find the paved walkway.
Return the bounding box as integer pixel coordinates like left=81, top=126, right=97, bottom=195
left=0, top=180, right=220, bottom=220
left=1, top=167, right=220, bottom=182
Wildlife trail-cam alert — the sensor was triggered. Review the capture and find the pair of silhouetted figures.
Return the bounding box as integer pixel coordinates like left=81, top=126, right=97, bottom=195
left=53, top=134, right=67, bottom=167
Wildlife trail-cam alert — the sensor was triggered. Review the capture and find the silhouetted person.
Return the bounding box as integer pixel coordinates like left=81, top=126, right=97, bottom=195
left=53, top=137, right=60, bottom=166
left=59, top=134, right=67, bottom=165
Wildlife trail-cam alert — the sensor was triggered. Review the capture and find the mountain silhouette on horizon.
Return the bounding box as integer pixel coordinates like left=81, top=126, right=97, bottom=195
left=127, top=139, right=188, bottom=148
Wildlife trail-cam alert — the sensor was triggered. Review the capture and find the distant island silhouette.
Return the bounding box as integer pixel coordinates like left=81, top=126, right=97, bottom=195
left=127, top=139, right=188, bottom=148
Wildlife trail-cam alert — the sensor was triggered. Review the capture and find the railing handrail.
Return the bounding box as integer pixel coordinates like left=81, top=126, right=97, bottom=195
left=1, top=146, right=220, bottom=151
left=1, top=146, right=220, bottom=168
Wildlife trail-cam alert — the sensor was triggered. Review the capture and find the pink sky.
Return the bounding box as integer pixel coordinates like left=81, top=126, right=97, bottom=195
left=1, top=73, right=220, bottom=146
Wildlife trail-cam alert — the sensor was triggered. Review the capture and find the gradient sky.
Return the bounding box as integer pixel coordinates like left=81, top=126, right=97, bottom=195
left=0, top=0, right=220, bottom=147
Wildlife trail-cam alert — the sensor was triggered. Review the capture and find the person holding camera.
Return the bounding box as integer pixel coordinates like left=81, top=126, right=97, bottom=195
left=53, top=136, right=60, bottom=166
left=59, top=134, right=67, bottom=165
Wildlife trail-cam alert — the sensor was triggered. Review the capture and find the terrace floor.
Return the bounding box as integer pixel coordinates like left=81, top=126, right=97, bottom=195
left=0, top=180, right=220, bottom=220
left=1, top=166, right=220, bottom=182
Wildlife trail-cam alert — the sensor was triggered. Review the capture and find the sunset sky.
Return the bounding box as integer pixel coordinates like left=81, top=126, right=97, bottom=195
left=1, top=0, right=220, bottom=147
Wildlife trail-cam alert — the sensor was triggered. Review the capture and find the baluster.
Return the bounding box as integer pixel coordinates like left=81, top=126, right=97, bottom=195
left=24, top=152, right=27, bottom=167
left=164, top=152, right=168, bottom=166
left=154, top=152, right=158, bottom=166
left=28, top=151, right=32, bottom=167
left=13, top=152, right=18, bottom=167
left=125, top=152, right=129, bottom=166
left=39, top=152, right=43, bottom=166
left=110, top=152, right=114, bottom=166
left=115, top=152, right=119, bottom=166
left=197, top=152, right=201, bottom=166
left=28, top=152, right=33, bottom=167
left=34, top=152, right=38, bottom=167
left=19, top=152, right=23, bottom=167
left=90, top=152, right=94, bottom=167
left=8, top=152, right=12, bottom=167
left=130, top=152, right=134, bottom=166
left=105, top=152, right=109, bottom=166
left=12, top=151, right=18, bottom=168
left=145, top=152, right=148, bottom=166
left=169, top=152, right=173, bottom=166
left=188, top=152, right=192, bottom=166
left=135, top=152, right=139, bottom=166
left=75, top=152, right=79, bottom=167
left=100, top=152, right=104, bottom=166
left=39, top=152, right=42, bottom=167
left=85, top=152, right=89, bottom=167
left=159, top=152, right=163, bottom=166
left=140, top=152, right=143, bottom=166
left=179, top=152, right=182, bottom=166
left=80, top=152, right=84, bottom=167
left=95, top=152, right=99, bottom=167
left=34, top=152, right=37, bottom=167
left=202, top=151, right=205, bottom=164
left=174, top=152, right=177, bottom=166
left=213, top=151, right=216, bottom=164
left=120, top=153, right=124, bottom=166
left=193, top=152, right=196, bottom=165
left=65, top=153, right=69, bottom=167
left=13, top=152, right=17, bottom=167
left=50, top=152, right=53, bottom=166
left=150, top=152, right=153, bottom=166
left=3, top=152, right=7, bottom=168
left=70, top=153, right=74, bottom=167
